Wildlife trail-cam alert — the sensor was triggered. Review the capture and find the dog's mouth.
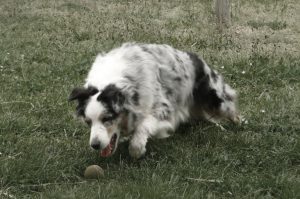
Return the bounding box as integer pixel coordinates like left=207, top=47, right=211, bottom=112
left=100, top=134, right=118, bottom=157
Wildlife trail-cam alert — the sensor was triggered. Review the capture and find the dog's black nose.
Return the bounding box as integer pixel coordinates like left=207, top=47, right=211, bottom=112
left=91, top=143, right=100, bottom=150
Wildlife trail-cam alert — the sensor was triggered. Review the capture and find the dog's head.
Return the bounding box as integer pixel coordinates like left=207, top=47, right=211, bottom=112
left=69, top=84, right=127, bottom=157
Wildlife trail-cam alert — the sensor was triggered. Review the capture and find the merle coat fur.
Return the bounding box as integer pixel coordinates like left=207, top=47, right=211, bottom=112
left=69, top=43, right=239, bottom=158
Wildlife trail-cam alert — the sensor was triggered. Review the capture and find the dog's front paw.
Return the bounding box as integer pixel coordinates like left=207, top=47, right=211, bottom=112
left=129, top=141, right=146, bottom=159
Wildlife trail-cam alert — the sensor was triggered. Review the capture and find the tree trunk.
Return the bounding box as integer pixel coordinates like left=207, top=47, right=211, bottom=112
left=215, top=0, right=231, bottom=27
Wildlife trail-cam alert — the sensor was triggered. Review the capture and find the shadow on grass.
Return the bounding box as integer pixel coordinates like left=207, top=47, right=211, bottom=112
left=86, top=119, right=245, bottom=168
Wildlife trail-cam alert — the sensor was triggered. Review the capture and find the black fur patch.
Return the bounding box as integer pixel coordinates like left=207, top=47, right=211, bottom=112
left=140, top=46, right=153, bottom=56
left=97, top=84, right=125, bottom=114
left=69, top=86, right=99, bottom=117
left=188, top=52, right=223, bottom=110
left=187, top=52, right=205, bottom=84
left=132, top=92, right=139, bottom=105
left=206, top=88, right=224, bottom=109
left=160, top=102, right=171, bottom=120
left=128, top=112, right=138, bottom=135
left=123, top=75, right=139, bottom=105
left=175, top=53, right=183, bottom=64
left=174, top=77, right=182, bottom=82
left=69, top=86, right=99, bottom=101
left=165, top=88, right=173, bottom=97
left=140, top=45, right=163, bottom=64
left=152, top=102, right=171, bottom=120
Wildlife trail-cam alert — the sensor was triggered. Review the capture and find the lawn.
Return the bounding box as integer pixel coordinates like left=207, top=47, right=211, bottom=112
left=0, top=0, right=299, bottom=198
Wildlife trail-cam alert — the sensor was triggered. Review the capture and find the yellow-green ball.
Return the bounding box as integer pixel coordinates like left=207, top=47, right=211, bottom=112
left=84, top=165, right=104, bottom=179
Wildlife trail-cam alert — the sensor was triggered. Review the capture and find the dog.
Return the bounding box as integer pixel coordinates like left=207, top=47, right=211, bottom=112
left=69, top=43, right=240, bottom=159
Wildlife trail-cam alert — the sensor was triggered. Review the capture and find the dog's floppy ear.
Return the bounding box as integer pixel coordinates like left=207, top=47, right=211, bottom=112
left=97, top=84, right=125, bottom=113
left=69, top=86, right=99, bottom=101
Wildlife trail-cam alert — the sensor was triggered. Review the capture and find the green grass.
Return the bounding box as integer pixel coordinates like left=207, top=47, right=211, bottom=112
left=247, top=20, right=287, bottom=30
left=0, top=0, right=299, bottom=198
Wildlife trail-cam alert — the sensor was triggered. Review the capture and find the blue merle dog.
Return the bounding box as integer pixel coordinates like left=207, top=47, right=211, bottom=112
left=69, top=43, right=240, bottom=158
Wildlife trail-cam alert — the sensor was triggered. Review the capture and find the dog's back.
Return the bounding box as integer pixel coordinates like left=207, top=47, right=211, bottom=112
left=86, top=43, right=238, bottom=125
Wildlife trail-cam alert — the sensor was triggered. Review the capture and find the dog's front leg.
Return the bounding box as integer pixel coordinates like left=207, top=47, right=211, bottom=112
left=128, top=130, right=148, bottom=159
left=129, top=115, right=158, bottom=159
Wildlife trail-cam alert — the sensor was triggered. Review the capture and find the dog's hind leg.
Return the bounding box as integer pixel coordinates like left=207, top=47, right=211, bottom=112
left=188, top=52, right=240, bottom=124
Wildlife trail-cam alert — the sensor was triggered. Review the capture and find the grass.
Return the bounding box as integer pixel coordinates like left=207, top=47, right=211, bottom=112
left=0, top=0, right=299, bottom=198
left=247, top=20, right=287, bottom=30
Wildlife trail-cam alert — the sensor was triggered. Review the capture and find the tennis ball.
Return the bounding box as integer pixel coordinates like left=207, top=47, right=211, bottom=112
left=84, top=165, right=104, bottom=179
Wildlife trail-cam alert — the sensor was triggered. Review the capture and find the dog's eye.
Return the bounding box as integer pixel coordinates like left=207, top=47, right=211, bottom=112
left=102, top=116, right=115, bottom=126
left=102, top=116, right=114, bottom=123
